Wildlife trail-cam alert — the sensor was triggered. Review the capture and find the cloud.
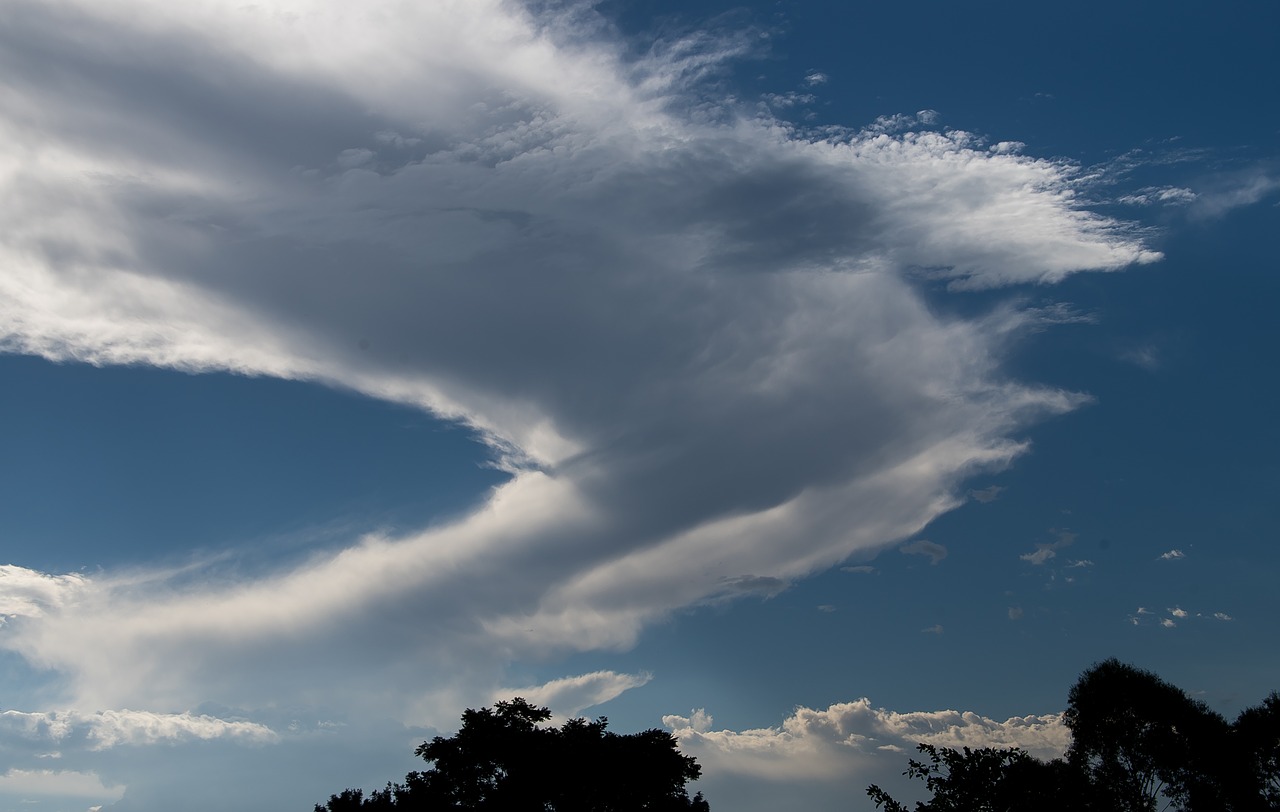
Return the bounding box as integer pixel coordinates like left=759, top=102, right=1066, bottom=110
left=1169, top=607, right=1188, bottom=619
left=495, top=671, right=651, bottom=718
left=0, top=709, right=279, bottom=750
left=968, top=485, right=1005, bottom=503
left=1188, top=171, right=1280, bottom=219
left=920, top=624, right=944, bottom=635
left=663, top=699, right=1068, bottom=808
left=840, top=565, right=876, bottom=575
left=899, top=540, right=948, bottom=565
left=1020, top=529, right=1076, bottom=565
left=1117, top=186, right=1198, bottom=206
left=1213, top=612, right=1233, bottom=621
left=0, top=0, right=1156, bottom=735
left=1008, top=606, right=1023, bottom=620
left=1161, top=618, right=1177, bottom=629
left=1159, top=549, right=1186, bottom=560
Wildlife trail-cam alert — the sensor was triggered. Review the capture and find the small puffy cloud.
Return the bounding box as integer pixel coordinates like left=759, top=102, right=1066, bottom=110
left=968, top=485, right=1005, bottom=503
left=1008, top=606, right=1023, bottom=620
left=1159, top=549, right=1186, bottom=560
left=900, top=540, right=948, bottom=565
left=1137, top=607, right=1152, bottom=615
left=1067, top=560, right=1094, bottom=568
left=920, top=624, right=944, bottom=635
left=495, top=671, right=651, bottom=718
left=1213, top=612, right=1233, bottom=621
left=803, top=71, right=828, bottom=86
left=1020, top=547, right=1056, bottom=566
left=1161, top=618, right=1177, bottom=628
left=816, top=604, right=836, bottom=613
left=1169, top=607, right=1188, bottom=618
left=1021, top=529, right=1076, bottom=565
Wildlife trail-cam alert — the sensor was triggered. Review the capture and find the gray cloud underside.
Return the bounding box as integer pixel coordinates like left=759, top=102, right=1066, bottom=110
left=0, top=0, right=1156, bottom=721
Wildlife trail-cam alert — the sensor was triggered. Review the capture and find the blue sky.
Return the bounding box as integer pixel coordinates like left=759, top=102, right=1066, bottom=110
left=0, top=1, right=1277, bottom=810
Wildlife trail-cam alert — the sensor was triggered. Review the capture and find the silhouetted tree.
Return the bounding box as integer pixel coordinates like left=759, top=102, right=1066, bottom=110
left=1232, top=691, right=1280, bottom=811
left=315, top=698, right=709, bottom=811
left=869, top=660, right=1276, bottom=812
left=1065, top=658, right=1229, bottom=811
left=866, top=744, right=1088, bottom=812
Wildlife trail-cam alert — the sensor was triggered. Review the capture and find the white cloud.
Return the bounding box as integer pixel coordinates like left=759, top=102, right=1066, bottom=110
left=1213, top=612, right=1233, bottom=621
left=1117, top=186, right=1198, bottom=206
left=0, top=709, right=278, bottom=749
left=1159, top=549, right=1186, bottom=560
left=495, top=671, right=652, bottom=718
left=899, top=539, right=948, bottom=565
left=663, top=698, right=1068, bottom=808
left=841, top=565, right=876, bottom=575
left=0, top=0, right=1156, bottom=734
left=1021, top=529, right=1076, bottom=565
left=1169, top=607, right=1188, bottom=619
left=1161, top=618, right=1177, bottom=628
left=1020, top=547, right=1056, bottom=565
left=920, top=624, right=944, bottom=635
left=1008, top=606, right=1023, bottom=620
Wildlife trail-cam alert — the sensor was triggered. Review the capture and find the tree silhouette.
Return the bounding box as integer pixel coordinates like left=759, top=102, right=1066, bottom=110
left=869, top=660, right=1278, bottom=812
left=1233, top=691, right=1280, bottom=811
left=1065, top=658, right=1231, bottom=811
left=315, top=698, right=709, bottom=811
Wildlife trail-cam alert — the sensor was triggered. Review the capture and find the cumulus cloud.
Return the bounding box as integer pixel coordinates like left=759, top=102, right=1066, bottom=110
left=900, top=540, right=948, bottom=565
left=1159, top=549, right=1187, bottom=560
left=0, top=0, right=1157, bottom=732
left=663, top=699, right=1068, bottom=808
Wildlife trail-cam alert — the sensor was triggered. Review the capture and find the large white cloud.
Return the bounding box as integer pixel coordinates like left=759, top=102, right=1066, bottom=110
left=0, top=0, right=1155, bottom=741
left=664, top=700, right=1069, bottom=810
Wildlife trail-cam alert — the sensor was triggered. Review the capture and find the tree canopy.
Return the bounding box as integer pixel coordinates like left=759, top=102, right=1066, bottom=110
left=315, top=698, right=710, bottom=812
left=868, top=659, right=1280, bottom=812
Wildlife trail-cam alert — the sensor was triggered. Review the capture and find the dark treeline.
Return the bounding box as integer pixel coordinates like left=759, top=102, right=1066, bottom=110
left=868, top=658, right=1280, bottom=812
left=315, top=697, right=709, bottom=811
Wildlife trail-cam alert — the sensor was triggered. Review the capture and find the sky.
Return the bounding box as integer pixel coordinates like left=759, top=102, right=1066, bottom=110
left=0, top=0, right=1277, bottom=809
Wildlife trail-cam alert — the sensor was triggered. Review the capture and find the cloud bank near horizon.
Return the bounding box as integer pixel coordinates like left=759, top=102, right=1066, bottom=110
left=0, top=0, right=1159, bottom=728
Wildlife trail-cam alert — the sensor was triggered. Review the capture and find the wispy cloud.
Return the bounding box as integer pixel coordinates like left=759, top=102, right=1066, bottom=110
left=495, top=671, right=651, bottom=718
left=968, top=485, right=1005, bottom=503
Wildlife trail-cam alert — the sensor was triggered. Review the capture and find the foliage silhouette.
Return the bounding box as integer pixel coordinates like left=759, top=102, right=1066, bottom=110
left=315, top=698, right=709, bottom=811
left=868, top=659, right=1280, bottom=812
